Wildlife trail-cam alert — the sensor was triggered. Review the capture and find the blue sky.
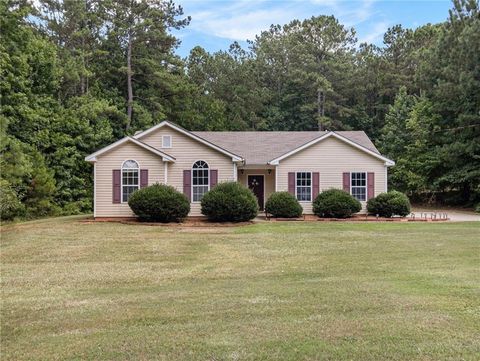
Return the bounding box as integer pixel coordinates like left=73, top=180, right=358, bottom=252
left=172, top=0, right=452, bottom=57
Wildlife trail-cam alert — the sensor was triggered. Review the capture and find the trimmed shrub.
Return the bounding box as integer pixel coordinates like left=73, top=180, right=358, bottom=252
left=128, top=183, right=190, bottom=222
left=201, top=182, right=258, bottom=222
left=265, top=192, right=303, bottom=218
left=367, top=191, right=411, bottom=218
left=313, top=189, right=362, bottom=218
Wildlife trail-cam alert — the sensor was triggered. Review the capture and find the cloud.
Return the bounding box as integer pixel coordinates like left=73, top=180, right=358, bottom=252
left=181, top=0, right=384, bottom=43
left=186, top=1, right=301, bottom=41
left=358, top=20, right=390, bottom=44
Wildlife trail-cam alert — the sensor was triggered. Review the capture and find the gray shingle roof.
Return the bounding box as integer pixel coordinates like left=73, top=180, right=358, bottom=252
left=192, top=131, right=380, bottom=165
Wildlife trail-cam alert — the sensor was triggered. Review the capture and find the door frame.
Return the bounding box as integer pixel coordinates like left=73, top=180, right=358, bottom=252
left=247, top=174, right=265, bottom=210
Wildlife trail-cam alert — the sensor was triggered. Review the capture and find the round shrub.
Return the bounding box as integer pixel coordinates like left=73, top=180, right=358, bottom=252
left=313, top=189, right=362, bottom=218
left=128, top=183, right=190, bottom=222
left=367, top=191, right=411, bottom=218
left=265, top=192, right=303, bottom=218
left=201, top=182, right=258, bottom=222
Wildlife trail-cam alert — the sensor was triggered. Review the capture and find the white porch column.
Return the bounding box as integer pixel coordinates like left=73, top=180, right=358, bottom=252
left=164, top=162, right=168, bottom=184
left=385, top=164, right=388, bottom=192
left=93, top=162, right=96, bottom=218
left=233, top=162, right=238, bottom=181
left=275, top=165, right=278, bottom=192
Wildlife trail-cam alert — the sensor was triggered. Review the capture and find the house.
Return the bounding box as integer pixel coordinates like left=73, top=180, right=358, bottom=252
left=85, top=121, right=395, bottom=218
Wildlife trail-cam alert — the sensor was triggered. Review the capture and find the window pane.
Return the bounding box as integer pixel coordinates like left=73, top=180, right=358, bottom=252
left=193, top=185, right=208, bottom=202
left=352, top=187, right=366, bottom=201
left=123, top=160, right=138, bottom=169
left=122, top=185, right=138, bottom=202
left=162, top=136, right=171, bottom=148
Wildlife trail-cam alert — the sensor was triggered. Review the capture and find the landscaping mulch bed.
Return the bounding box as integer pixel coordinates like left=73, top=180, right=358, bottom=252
left=80, top=217, right=254, bottom=227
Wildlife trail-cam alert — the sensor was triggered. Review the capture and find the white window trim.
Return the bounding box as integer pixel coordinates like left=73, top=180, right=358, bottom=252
left=162, top=135, right=172, bottom=149
left=350, top=171, right=367, bottom=202
left=121, top=159, right=140, bottom=203
left=295, top=171, right=313, bottom=203
left=192, top=160, right=210, bottom=203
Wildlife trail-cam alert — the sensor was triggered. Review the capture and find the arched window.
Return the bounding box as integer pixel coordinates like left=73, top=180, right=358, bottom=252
left=192, top=160, right=209, bottom=202
left=122, top=160, right=139, bottom=202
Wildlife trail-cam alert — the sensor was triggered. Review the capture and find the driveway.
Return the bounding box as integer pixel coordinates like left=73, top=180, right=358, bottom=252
left=412, top=208, right=480, bottom=222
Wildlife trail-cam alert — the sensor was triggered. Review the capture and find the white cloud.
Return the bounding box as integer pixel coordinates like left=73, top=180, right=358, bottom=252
left=358, top=20, right=390, bottom=44
left=190, top=7, right=297, bottom=40
left=181, top=0, right=384, bottom=43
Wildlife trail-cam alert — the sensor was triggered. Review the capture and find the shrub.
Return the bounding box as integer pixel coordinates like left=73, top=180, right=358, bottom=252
left=201, top=182, right=258, bottom=222
left=265, top=192, right=303, bottom=218
left=0, top=179, right=25, bottom=221
left=367, top=191, right=411, bottom=218
left=475, top=203, right=480, bottom=213
left=313, top=189, right=362, bottom=218
left=128, top=183, right=190, bottom=222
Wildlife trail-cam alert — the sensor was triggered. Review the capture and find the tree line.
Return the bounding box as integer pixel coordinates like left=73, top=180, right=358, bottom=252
left=1, top=0, right=479, bottom=219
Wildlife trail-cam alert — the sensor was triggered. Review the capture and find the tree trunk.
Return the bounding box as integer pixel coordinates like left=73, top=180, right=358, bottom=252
left=80, top=35, right=85, bottom=95
left=317, top=88, right=324, bottom=131
left=126, top=34, right=133, bottom=131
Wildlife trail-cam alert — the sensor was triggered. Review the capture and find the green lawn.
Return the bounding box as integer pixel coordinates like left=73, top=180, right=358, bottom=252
left=1, top=217, right=479, bottom=360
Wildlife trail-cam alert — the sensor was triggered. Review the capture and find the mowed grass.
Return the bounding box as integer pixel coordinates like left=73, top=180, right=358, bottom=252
left=1, top=217, right=479, bottom=360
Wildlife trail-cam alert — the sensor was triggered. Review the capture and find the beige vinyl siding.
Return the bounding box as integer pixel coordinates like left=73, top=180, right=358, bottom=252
left=141, top=127, right=234, bottom=216
left=276, top=136, right=386, bottom=214
left=238, top=169, right=276, bottom=208
left=95, top=142, right=165, bottom=217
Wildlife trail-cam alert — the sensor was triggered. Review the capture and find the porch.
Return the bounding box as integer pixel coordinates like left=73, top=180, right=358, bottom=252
left=237, top=166, right=276, bottom=211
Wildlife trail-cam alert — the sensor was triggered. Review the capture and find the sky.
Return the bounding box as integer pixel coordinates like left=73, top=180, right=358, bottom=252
left=172, top=0, right=453, bottom=57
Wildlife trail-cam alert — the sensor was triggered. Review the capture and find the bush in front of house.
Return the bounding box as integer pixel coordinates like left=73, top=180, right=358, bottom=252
left=128, top=183, right=190, bottom=222
left=265, top=192, right=303, bottom=218
left=475, top=203, right=480, bottom=213
left=367, top=191, right=411, bottom=218
left=201, top=182, right=258, bottom=222
left=313, top=189, right=362, bottom=218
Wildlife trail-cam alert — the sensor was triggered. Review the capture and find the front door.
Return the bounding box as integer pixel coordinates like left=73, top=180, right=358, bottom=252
left=248, top=175, right=265, bottom=211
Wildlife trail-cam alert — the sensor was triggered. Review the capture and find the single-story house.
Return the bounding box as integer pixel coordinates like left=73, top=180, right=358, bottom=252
left=85, top=121, right=395, bottom=218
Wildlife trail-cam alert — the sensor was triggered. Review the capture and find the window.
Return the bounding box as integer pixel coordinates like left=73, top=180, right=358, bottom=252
left=192, top=160, right=209, bottom=202
left=296, top=172, right=312, bottom=201
left=162, top=135, right=172, bottom=148
left=351, top=172, right=366, bottom=201
left=122, top=160, right=139, bottom=202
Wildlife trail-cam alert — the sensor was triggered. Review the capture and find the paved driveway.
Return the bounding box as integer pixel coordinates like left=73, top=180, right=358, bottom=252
left=412, top=208, right=480, bottom=222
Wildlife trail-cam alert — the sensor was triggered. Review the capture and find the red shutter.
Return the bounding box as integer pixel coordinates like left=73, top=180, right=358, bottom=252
left=112, top=169, right=121, bottom=203
left=343, top=172, right=350, bottom=193
left=210, top=169, right=218, bottom=188
left=367, top=172, right=375, bottom=200
left=140, top=169, right=148, bottom=188
left=288, top=172, right=295, bottom=195
left=312, top=172, right=320, bottom=199
left=183, top=170, right=191, bottom=202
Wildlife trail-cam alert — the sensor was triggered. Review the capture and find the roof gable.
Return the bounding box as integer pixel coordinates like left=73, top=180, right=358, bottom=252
left=133, top=121, right=243, bottom=161
left=85, top=136, right=175, bottom=162
left=268, top=132, right=395, bottom=166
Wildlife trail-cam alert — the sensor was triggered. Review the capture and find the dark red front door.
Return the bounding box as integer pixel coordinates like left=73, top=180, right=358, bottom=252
left=248, top=175, right=265, bottom=210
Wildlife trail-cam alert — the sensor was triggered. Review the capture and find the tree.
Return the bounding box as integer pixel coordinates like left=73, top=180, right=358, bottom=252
left=101, top=0, right=190, bottom=131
